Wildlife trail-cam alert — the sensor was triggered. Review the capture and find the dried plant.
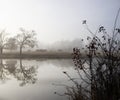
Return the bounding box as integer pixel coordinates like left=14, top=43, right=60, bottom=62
left=63, top=8, right=120, bottom=100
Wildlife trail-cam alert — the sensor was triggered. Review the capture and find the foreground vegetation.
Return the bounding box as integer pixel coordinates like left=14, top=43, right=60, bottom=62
left=58, top=9, right=120, bottom=100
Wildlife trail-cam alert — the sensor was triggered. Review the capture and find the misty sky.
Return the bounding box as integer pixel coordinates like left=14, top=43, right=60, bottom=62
left=0, top=0, right=120, bottom=44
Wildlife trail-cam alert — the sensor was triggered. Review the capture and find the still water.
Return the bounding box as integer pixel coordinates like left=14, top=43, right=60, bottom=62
left=0, top=59, right=77, bottom=100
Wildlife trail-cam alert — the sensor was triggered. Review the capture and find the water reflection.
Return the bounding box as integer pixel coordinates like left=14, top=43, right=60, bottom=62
left=0, top=59, right=75, bottom=100
left=36, top=59, right=73, bottom=68
left=0, top=59, right=38, bottom=86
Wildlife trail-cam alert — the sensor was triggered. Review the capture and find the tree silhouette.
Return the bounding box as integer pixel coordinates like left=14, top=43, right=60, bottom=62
left=16, top=28, right=37, bottom=55
left=0, top=30, right=8, bottom=54
left=6, top=37, right=18, bottom=51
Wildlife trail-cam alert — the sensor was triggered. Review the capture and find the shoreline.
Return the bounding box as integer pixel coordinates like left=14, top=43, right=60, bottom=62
left=0, top=52, right=72, bottom=59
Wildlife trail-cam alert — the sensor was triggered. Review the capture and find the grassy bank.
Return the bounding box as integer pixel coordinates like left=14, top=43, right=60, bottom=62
left=0, top=52, right=72, bottom=59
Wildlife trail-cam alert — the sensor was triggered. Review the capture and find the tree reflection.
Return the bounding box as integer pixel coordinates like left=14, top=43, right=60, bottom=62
left=0, top=59, right=38, bottom=86
left=0, top=59, right=9, bottom=81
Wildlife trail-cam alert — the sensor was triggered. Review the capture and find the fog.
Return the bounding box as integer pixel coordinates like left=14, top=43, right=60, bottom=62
left=37, top=38, right=84, bottom=52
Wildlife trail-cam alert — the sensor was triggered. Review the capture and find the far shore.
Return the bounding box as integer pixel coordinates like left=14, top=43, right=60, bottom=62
left=0, top=51, right=105, bottom=59
left=0, top=52, right=73, bottom=59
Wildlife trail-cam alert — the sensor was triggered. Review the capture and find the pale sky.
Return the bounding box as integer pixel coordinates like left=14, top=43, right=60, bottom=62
left=0, top=0, right=120, bottom=44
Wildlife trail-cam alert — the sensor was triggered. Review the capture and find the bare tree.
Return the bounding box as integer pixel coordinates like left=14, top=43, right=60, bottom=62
left=0, top=30, right=8, bottom=54
left=16, top=28, right=37, bottom=55
left=6, top=37, right=18, bottom=51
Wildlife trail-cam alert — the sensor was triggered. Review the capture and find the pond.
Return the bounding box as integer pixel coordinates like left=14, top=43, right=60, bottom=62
left=0, top=59, right=78, bottom=100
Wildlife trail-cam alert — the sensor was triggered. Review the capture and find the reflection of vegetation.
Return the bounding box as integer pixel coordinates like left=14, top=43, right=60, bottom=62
left=0, top=59, right=38, bottom=86
left=17, top=59, right=37, bottom=86
left=0, top=59, right=9, bottom=81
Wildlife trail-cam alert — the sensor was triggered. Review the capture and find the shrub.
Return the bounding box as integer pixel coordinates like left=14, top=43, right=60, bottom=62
left=63, top=8, right=120, bottom=100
